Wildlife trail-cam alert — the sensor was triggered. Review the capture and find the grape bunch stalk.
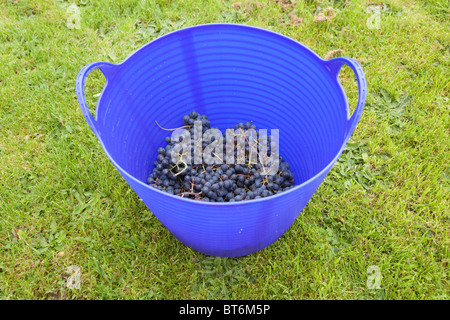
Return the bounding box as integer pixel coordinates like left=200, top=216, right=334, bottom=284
left=148, top=111, right=295, bottom=202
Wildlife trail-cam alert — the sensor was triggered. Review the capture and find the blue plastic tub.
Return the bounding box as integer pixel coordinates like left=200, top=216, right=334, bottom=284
left=76, top=24, right=366, bottom=257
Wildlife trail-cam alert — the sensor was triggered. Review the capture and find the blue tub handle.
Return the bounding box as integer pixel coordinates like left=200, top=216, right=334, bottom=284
left=76, top=61, right=118, bottom=136
left=326, top=57, right=367, bottom=140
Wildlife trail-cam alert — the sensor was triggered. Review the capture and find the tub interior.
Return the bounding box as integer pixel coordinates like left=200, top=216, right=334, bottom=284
left=95, top=25, right=348, bottom=186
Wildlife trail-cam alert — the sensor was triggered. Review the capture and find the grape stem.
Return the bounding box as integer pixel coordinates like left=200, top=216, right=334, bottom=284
left=155, top=120, right=191, bottom=131
left=211, top=152, right=223, bottom=162
left=173, top=160, right=188, bottom=176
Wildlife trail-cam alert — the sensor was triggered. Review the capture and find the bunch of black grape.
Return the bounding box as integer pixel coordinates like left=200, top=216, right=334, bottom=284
left=147, top=111, right=295, bottom=202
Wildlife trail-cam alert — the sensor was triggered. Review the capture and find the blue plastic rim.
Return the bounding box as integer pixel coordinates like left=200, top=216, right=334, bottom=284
left=76, top=23, right=366, bottom=257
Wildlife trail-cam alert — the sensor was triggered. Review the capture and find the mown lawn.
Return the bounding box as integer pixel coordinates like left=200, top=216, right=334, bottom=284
left=0, top=0, right=448, bottom=299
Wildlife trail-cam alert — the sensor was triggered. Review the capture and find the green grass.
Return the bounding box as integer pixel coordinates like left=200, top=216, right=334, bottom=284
left=0, top=0, right=448, bottom=300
